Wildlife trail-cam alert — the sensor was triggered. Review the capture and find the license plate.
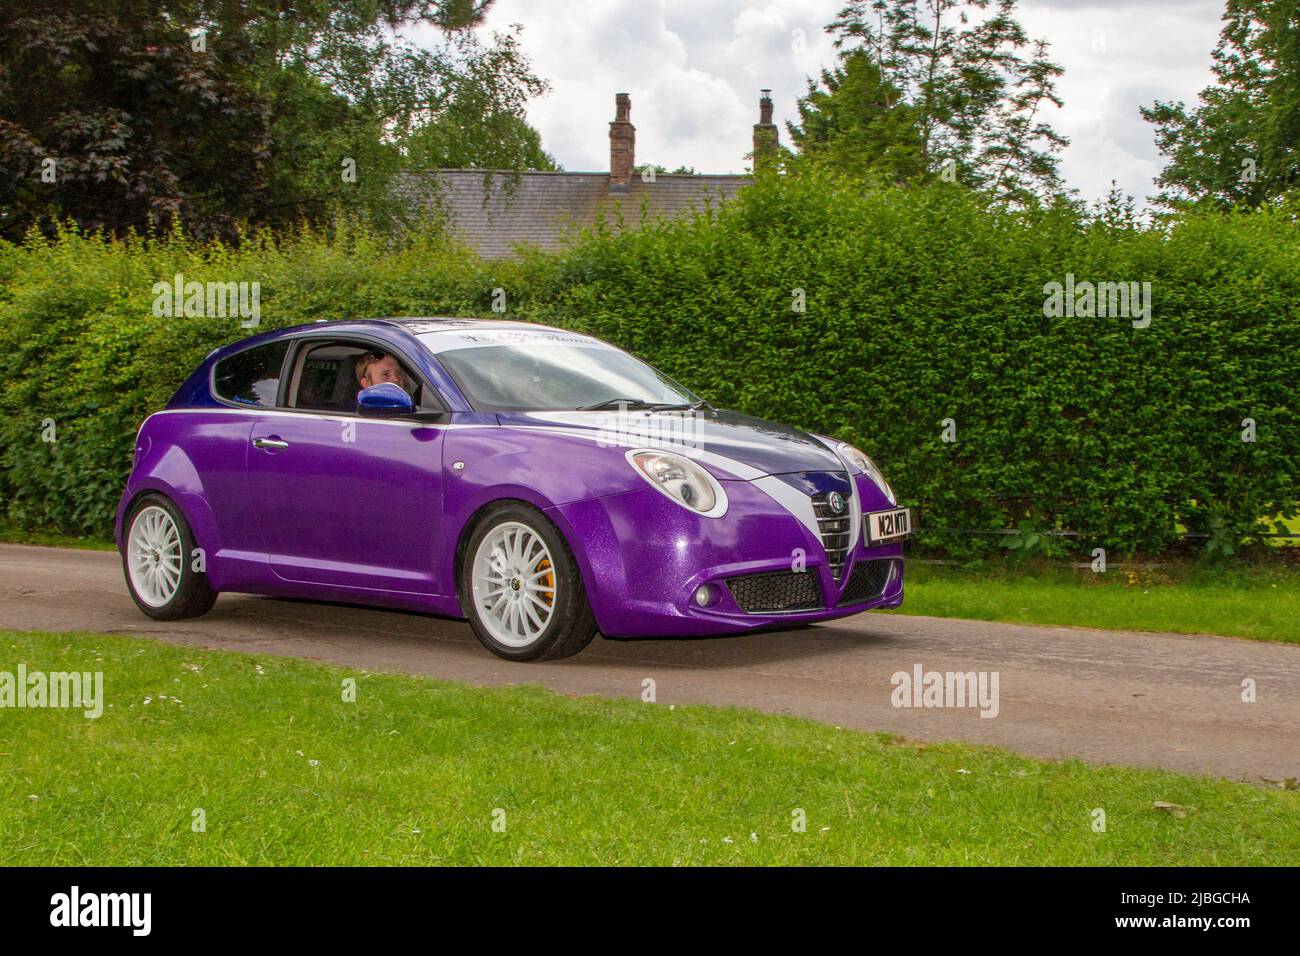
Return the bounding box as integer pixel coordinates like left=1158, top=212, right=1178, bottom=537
left=867, top=507, right=911, bottom=543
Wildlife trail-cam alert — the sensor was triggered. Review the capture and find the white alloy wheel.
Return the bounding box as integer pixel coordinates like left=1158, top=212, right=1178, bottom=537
left=470, top=520, right=558, bottom=648
left=127, top=505, right=184, bottom=608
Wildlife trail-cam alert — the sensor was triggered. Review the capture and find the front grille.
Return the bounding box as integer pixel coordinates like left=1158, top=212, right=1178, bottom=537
left=838, top=559, right=894, bottom=607
left=725, top=570, right=822, bottom=614
left=812, top=490, right=852, bottom=580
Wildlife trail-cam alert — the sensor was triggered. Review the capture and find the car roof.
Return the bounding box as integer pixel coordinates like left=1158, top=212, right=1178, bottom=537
left=373, top=317, right=570, bottom=335
left=202, top=316, right=582, bottom=362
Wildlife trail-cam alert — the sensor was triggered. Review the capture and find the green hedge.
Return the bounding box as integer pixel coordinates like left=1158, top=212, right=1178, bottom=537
left=1, top=175, right=1297, bottom=557
left=0, top=223, right=488, bottom=534
left=515, top=174, right=1299, bottom=557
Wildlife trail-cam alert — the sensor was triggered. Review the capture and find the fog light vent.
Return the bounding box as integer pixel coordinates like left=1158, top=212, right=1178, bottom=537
left=724, top=570, right=822, bottom=614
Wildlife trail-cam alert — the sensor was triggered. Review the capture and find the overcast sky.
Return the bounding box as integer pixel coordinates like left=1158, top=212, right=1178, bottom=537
left=433, top=0, right=1227, bottom=207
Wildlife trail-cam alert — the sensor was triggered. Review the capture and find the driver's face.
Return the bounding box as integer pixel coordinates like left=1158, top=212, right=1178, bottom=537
left=363, top=356, right=404, bottom=388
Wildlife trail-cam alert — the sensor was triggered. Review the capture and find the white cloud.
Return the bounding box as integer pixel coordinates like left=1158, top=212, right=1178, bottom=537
left=423, top=0, right=1228, bottom=204
left=1018, top=0, right=1222, bottom=205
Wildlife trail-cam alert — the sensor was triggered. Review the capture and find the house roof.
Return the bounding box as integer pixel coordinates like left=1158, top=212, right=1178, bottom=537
left=394, top=168, right=750, bottom=259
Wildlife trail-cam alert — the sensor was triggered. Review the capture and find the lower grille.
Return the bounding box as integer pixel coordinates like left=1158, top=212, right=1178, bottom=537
left=725, top=570, right=822, bottom=614
left=812, top=490, right=852, bottom=580
left=838, top=559, right=894, bottom=606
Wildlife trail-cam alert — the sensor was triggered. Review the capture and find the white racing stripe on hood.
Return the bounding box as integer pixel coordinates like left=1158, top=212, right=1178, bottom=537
left=828, top=446, right=863, bottom=551
left=485, top=419, right=827, bottom=537
left=674, top=448, right=765, bottom=481
left=496, top=423, right=766, bottom=480
left=752, top=476, right=821, bottom=539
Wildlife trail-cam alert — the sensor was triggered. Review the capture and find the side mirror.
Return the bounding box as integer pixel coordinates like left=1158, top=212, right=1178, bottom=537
left=357, top=382, right=416, bottom=417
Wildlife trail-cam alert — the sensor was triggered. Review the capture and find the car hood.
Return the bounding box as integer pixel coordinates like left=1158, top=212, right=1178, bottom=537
left=495, top=408, right=845, bottom=479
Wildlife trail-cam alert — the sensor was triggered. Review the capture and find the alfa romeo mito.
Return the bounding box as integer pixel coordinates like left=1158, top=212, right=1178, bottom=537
left=117, top=318, right=910, bottom=660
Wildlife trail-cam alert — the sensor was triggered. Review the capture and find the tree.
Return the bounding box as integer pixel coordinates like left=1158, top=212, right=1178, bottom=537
left=405, top=111, right=558, bottom=171
left=0, top=7, right=270, bottom=240
left=1141, top=0, right=1300, bottom=209
left=786, top=49, right=926, bottom=184
left=0, top=0, right=551, bottom=239
left=790, top=0, right=1068, bottom=203
left=640, top=164, right=698, bottom=175
left=401, top=29, right=559, bottom=172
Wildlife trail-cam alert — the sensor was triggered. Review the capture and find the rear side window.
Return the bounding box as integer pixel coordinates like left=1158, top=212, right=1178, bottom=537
left=213, top=341, right=289, bottom=407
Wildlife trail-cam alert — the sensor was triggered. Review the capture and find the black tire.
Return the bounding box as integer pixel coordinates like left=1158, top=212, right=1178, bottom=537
left=458, top=503, right=598, bottom=661
left=121, top=493, right=218, bottom=620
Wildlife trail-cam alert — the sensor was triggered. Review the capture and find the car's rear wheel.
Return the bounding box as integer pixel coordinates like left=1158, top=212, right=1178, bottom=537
left=459, top=504, right=598, bottom=661
left=122, top=493, right=217, bottom=620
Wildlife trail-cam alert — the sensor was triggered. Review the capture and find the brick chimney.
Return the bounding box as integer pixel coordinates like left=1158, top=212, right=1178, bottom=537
left=609, top=93, right=635, bottom=194
left=752, top=89, right=779, bottom=169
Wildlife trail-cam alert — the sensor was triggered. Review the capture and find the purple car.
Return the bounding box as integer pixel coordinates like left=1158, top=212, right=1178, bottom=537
left=117, top=318, right=910, bottom=660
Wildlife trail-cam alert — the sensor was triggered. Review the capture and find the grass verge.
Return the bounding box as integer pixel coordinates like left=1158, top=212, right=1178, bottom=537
left=0, top=525, right=116, bottom=551
left=1, top=630, right=1295, bottom=866
left=891, top=561, right=1300, bottom=644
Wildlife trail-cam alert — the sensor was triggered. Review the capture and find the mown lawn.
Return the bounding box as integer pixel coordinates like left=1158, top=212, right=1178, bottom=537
left=892, top=561, right=1300, bottom=644
left=0, top=630, right=1295, bottom=866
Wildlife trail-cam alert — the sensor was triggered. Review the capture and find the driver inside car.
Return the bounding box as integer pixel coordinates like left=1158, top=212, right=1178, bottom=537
left=355, top=350, right=414, bottom=397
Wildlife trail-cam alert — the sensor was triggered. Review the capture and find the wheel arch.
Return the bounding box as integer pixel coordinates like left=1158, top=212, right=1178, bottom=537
left=117, top=484, right=222, bottom=581
left=450, top=495, right=596, bottom=619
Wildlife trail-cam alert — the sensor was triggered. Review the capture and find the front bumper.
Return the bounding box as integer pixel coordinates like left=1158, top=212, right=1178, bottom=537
left=548, top=473, right=906, bottom=638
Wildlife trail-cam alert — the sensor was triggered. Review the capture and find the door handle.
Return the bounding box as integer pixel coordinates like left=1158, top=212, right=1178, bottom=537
left=252, top=437, right=289, bottom=450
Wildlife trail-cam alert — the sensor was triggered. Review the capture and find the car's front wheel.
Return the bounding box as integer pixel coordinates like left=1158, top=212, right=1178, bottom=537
left=459, top=504, right=598, bottom=661
left=121, top=493, right=217, bottom=620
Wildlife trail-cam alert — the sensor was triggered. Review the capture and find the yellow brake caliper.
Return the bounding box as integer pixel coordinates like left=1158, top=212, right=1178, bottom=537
left=536, top=558, right=554, bottom=607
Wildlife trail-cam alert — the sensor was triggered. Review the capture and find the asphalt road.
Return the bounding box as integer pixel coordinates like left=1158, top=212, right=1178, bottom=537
left=1, top=543, right=1296, bottom=782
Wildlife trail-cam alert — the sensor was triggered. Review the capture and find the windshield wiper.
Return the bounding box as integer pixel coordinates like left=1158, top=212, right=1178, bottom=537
left=577, top=398, right=714, bottom=412
left=649, top=399, right=716, bottom=413
left=578, top=398, right=672, bottom=411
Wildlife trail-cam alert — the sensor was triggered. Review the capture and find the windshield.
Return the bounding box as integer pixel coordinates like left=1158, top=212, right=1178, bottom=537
left=419, top=328, right=702, bottom=412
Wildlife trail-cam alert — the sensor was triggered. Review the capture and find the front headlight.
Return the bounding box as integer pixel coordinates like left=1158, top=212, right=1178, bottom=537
left=837, top=442, right=896, bottom=504
left=626, top=449, right=728, bottom=518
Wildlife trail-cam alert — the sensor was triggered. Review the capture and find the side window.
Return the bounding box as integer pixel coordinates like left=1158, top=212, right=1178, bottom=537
left=213, top=341, right=289, bottom=407
left=288, top=341, right=423, bottom=413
